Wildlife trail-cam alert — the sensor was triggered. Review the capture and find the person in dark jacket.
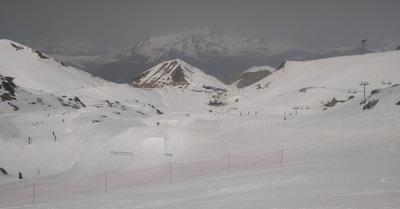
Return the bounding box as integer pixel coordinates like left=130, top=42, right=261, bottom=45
left=18, top=172, right=23, bottom=179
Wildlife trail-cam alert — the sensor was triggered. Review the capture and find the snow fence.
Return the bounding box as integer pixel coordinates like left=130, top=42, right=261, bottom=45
left=0, top=150, right=282, bottom=206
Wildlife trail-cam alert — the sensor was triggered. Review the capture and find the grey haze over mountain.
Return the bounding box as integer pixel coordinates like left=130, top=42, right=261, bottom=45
left=63, top=29, right=396, bottom=84
left=81, top=29, right=310, bottom=83
left=2, top=0, right=399, bottom=50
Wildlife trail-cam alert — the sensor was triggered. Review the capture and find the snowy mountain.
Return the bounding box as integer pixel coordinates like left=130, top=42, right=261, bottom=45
left=230, top=51, right=400, bottom=116
left=19, top=32, right=399, bottom=86
left=84, top=29, right=310, bottom=83
left=133, top=29, right=295, bottom=62
left=1, top=40, right=400, bottom=208
left=0, top=39, right=166, bottom=124
left=130, top=59, right=229, bottom=91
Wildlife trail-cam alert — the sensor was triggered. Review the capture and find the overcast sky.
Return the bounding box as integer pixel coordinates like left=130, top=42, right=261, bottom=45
left=1, top=0, right=399, bottom=50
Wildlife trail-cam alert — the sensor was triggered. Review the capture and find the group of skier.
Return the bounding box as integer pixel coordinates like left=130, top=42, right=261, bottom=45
left=18, top=114, right=70, bottom=179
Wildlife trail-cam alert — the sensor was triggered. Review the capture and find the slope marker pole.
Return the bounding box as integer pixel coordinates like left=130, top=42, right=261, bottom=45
left=169, top=163, right=172, bottom=182
left=104, top=171, right=107, bottom=193
left=393, top=113, right=395, bottom=131
left=228, top=155, right=230, bottom=173
left=32, top=183, right=35, bottom=205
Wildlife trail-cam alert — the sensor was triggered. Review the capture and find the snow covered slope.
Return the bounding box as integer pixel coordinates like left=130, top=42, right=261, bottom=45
left=227, top=51, right=400, bottom=115
left=1, top=40, right=400, bottom=209
left=225, top=65, right=275, bottom=88
left=0, top=40, right=231, bottom=181
left=0, top=39, right=168, bottom=112
left=0, top=40, right=104, bottom=93
left=0, top=40, right=173, bottom=179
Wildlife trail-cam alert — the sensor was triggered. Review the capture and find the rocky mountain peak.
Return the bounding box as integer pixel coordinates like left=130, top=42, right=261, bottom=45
left=130, top=59, right=229, bottom=92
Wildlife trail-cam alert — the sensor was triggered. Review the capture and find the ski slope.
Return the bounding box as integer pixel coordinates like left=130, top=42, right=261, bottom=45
left=0, top=39, right=400, bottom=208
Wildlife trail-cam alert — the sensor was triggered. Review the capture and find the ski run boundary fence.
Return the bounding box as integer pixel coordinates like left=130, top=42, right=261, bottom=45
left=0, top=150, right=283, bottom=206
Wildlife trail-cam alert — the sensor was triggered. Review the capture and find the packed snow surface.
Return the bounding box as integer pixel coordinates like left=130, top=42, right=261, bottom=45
left=0, top=39, right=400, bottom=208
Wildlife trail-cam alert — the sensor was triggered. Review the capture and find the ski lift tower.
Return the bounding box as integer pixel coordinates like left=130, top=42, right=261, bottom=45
left=361, top=39, right=367, bottom=54
left=293, top=106, right=299, bottom=115
left=360, top=81, right=369, bottom=98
